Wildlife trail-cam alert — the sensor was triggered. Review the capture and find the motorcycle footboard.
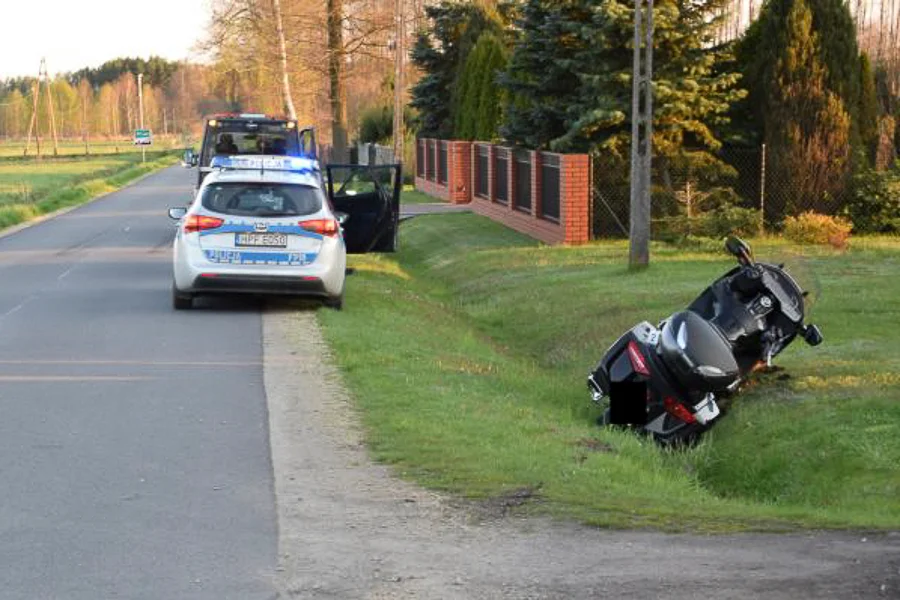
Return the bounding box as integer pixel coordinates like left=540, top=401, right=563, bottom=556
left=608, top=381, right=648, bottom=426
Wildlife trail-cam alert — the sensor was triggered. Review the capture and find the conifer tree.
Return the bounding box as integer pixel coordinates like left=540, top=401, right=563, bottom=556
left=859, top=52, right=880, bottom=161
left=766, top=0, right=851, bottom=214
left=455, top=32, right=507, bottom=140
left=499, top=0, right=589, bottom=149
left=500, top=0, right=743, bottom=164
left=409, top=2, right=507, bottom=139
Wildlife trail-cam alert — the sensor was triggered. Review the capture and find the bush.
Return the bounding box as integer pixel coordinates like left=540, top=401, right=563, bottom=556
left=842, top=168, right=900, bottom=233
left=654, top=203, right=761, bottom=241
left=703, top=205, right=763, bottom=238
left=359, top=106, right=393, bottom=145
left=783, top=211, right=852, bottom=248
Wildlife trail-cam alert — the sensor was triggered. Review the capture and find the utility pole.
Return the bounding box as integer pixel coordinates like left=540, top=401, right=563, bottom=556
left=392, top=0, right=405, bottom=164
left=23, top=58, right=60, bottom=158
left=137, top=73, right=145, bottom=163
left=24, top=81, right=41, bottom=158
left=42, top=59, right=60, bottom=156
left=629, top=0, right=654, bottom=268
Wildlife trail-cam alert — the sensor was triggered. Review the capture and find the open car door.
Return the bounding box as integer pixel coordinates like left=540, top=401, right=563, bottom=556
left=326, top=164, right=401, bottom=253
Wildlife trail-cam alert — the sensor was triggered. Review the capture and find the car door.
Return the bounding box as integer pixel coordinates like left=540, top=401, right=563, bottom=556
left=325, top=164, right=401, bottom=253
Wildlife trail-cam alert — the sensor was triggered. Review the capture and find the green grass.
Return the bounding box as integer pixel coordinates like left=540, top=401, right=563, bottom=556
left=314, top=213, right=900, bottom=531
left=0, top=137, right=186, bottom=158
left=0, top=152, right=179, bottom=230
left=402, top=188, right=444, bottom=204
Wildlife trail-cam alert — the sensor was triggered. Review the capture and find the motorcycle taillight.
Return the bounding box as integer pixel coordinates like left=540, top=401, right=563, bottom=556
left=663, top=397, right=697, bottom=424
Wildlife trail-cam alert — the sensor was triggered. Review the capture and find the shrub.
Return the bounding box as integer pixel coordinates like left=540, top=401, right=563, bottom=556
left=702, top=206, right=761, bottom=238
left=783, top=211, right=852, bottom=248
left=842, top=168, right=900, bottom=233
left=359, top=106, right=393, bottom=145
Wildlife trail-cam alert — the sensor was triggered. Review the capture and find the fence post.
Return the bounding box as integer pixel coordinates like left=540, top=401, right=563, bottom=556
left=759, top=143, right=766, bottom=234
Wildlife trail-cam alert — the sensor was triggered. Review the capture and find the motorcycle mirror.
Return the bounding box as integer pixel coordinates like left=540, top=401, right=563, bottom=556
left=725, top=236, right=754, bottom=264
left=802, top=324, right=824, bottom=346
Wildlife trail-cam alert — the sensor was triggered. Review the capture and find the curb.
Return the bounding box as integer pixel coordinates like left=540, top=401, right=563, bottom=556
left=0, top=160, right=177, bottom=242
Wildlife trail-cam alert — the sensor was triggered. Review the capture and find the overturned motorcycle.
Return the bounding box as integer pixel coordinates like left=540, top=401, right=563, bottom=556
left=587, top=237, right=823, bottom=444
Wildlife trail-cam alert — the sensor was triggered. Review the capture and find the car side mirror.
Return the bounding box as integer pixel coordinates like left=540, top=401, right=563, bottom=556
left=802, top=324, right=823, bottom=346
left=725, top=235, right=753, bottom=265
left=335, top=211, right=349, bottom=226
left=168, top=207, right=188, bottom=220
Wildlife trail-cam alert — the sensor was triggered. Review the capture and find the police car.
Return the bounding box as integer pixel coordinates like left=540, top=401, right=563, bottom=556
left=168, top=155, right=348, bottom=310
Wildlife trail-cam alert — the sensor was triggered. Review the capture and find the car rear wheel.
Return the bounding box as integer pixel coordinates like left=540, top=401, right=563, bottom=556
left=172, top=284, right=194, bottom=310
left=324, top=293, right=344, bottom=311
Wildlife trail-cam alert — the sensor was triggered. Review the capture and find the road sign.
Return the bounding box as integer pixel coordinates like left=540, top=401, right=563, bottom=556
left=134, top=129, right=152, bottom=146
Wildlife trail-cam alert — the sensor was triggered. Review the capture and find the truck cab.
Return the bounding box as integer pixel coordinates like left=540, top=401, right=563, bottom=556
left=186, top=113, right=317, bottom=188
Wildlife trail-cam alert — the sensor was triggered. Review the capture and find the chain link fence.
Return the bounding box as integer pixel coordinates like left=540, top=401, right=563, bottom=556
left=592, top=145, right=896, bottom=239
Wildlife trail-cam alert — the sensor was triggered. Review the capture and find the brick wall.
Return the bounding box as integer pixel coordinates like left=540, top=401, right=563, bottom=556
left=414, top=138, right=591, bottom=245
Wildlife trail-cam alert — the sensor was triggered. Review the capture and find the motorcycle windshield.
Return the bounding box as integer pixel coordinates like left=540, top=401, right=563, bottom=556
left=755, top=248, right=821, bottom=318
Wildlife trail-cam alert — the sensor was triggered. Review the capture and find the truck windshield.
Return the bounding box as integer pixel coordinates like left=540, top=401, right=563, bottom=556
left=201, top=121, right=301, bottom=167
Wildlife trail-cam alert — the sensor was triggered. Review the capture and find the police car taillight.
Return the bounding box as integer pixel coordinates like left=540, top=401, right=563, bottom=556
left=183, top=215, right=224, bottom=234
left=299, top=218, right=339, bottom=237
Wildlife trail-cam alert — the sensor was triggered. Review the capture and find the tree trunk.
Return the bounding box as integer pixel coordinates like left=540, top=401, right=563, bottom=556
left=328, top=0, right=348, bottom=162
left=272, top=0, right=297, bottom=120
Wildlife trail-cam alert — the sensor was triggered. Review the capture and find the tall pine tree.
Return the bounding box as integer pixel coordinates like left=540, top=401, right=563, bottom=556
left=551, top=0, right=743, bottom=159
left=499, top=1, right=590, bottom=149
left=409, top=2, right=507, bottom=139
left=455, top=32, right=508, bottom=140
left=765, top=0, right=851, bottom=216
left=737, top=0, right=871, bottom=160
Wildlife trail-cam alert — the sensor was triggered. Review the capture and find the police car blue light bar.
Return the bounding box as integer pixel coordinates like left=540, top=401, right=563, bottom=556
left=210, top=155, right=320, bottom=174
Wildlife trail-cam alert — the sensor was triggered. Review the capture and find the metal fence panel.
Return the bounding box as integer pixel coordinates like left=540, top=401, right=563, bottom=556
left=426, top=140, right=435, bottom=181
left=416, top=141, right=424, bottom=177
left=476, top=144, right=489, bottom=198
left=495, top=148, right=509, bottom=204
left=514, top=150, right=532, bottom=212
left=540, top=153, right=560, bottom=221
left=439, top=142, right=448, bottom=185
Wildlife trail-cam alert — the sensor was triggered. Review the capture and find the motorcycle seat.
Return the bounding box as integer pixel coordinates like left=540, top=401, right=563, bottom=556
left=659, top=311, right=740, bottom=392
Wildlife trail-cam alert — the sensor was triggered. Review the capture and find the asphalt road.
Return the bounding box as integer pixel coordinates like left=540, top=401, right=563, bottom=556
left=0, top=167, right=276, bottom=599
left=2, top=166, right=898, bottom=600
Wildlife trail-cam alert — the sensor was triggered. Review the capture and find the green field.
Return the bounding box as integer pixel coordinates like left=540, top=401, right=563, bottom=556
left=0, top=152, right=178, bottom=230
left=315, top=214, right=900, bottom=531
left=0, top=137, right=186, bottom=158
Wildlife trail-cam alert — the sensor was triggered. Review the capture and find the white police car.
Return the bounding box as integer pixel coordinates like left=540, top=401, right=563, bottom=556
left=168, top=155, right=351, bottom=310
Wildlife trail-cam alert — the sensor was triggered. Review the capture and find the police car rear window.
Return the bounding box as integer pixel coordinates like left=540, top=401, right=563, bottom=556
left=201, top=183, right=322, bottom=217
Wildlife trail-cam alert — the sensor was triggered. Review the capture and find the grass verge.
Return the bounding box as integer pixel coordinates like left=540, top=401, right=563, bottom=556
left=402, top=188, right=444, bottom=205
left=315, top=213, right=900, bottom=532
left=0, top=152, right=178, bottom=231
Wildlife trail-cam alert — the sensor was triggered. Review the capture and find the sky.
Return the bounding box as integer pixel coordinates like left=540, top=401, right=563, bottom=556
left=0, top=1, right=212, bottom=79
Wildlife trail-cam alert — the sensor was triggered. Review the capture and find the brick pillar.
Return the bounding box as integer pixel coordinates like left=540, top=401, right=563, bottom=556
left=448, top=141, right=472, bottom=204
left=561, top=154, right=591, bottom=245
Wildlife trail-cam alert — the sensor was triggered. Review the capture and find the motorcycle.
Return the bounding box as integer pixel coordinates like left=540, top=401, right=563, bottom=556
left=587, top=236, right=823, bottom=444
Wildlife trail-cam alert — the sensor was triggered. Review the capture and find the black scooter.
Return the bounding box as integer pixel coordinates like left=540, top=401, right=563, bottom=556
left=587, top=237, right=823, bottom=444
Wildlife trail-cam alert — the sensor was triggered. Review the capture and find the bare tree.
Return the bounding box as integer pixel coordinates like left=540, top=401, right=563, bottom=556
left=273, top=0, right=298, bottom=118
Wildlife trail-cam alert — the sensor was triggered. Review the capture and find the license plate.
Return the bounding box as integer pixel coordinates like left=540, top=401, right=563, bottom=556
left=693, top=394, right=721, bottom=425
left=235, top=232, right=288, bottom=247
